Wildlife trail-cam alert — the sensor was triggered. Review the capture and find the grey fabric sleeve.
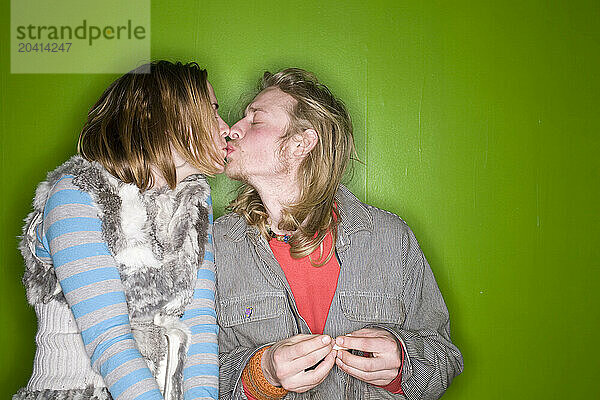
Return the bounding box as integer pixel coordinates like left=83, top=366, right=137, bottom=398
left=215, top=288, right=260, bottom=400
left=378, top=226, right=463, bottom=400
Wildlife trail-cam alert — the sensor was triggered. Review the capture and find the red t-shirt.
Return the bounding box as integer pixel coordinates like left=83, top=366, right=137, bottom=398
left=270, top=231, right=340, bottom=334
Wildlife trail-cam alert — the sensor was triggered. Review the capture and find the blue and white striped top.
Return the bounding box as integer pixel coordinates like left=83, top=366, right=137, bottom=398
left=34, top=174, right=218, bottom=400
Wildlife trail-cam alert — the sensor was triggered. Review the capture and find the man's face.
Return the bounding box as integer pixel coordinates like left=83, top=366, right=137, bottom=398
left=225, top=87, right=296, bottom=183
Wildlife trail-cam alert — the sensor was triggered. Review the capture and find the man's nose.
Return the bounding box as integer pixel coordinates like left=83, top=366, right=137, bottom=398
left=228, top=121, right=245, bottom=140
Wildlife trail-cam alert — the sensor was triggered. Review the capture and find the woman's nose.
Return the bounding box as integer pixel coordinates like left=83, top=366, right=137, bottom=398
left=218, top=117, right=230, bottom=138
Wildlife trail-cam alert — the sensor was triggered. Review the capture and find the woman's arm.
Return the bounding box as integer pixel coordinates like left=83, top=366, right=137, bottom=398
left=43, top=175, right=163, bottom=400
left=180, top=194, right=219, bottom=400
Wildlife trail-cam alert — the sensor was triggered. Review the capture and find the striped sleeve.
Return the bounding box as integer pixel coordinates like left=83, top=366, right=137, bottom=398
left=42, top=175, right=163, bottom=400
left=180, top=194, right=219, bottom=400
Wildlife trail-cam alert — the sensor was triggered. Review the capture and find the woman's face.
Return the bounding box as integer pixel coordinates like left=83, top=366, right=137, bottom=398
left=206, top=81, right=230, bottom=173
left=172, top=81, right=230, bottom=184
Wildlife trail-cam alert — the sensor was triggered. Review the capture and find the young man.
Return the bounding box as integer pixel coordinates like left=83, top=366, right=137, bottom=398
left=215, top=68, right=463, bottom=400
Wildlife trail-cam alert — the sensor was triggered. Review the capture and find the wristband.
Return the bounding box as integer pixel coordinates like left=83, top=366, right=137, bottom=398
left=242, top=346, right=288, bottom=399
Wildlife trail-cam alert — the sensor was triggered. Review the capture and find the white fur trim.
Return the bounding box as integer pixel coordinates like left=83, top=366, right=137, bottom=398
left=154, top=314, right=192, bottom=400
left=118, top=185, right=149, bottom=244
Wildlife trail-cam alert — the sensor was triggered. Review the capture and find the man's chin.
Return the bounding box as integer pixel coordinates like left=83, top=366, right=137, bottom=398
left=224, top=165, right=247, bottom=183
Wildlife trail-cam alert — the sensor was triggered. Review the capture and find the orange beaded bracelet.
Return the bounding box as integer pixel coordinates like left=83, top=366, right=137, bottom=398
left=241, top=346, right=288, bottom=400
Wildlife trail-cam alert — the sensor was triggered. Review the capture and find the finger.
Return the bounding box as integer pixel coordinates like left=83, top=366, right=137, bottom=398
left=336, top=335, right=394, bottom=354
left=346, top=328, right=383, bottom=337
left=281, top=335, right=332, bottom=361
left=335, top=356, right=397, bottom=386
left=287, top=333, right=319, bottom=343
left=344, top=327, right=398, bottom=342
left=292, top=350, right=337, bottom=392
left=337, top=347, right=401, bottom=371
left=336, top=349, right=382, bottom=371
left=288, top=344, right=334, bottom=372
left=268, top=336, right=333, bottom=387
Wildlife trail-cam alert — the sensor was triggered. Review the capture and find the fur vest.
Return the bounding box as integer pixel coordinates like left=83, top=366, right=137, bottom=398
left=18, top=155, right=211, bottom=399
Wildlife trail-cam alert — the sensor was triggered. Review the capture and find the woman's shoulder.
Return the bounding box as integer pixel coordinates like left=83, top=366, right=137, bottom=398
left=31, top=156, right=107, bottom=211
left=43, top=175, right=97, bottom=214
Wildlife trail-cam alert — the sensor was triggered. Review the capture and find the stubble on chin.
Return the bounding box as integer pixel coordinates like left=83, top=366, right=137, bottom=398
left=224, top=143, right=293, bottom=185
left=224, top=162, right=249, bottom=184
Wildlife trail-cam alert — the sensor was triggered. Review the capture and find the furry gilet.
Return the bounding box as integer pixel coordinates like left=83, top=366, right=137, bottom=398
left=16, top=156, right=210, bottom=400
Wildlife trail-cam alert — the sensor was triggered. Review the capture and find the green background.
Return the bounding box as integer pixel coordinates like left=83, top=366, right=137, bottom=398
left=1, top=0, right=599, bottom=398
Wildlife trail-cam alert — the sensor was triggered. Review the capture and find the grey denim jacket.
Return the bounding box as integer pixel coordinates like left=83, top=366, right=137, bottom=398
left=214, top=186, right=463, bottom=400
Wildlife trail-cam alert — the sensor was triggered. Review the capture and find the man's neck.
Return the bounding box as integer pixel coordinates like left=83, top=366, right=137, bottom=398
left=251, top=176, right=301, bottom=235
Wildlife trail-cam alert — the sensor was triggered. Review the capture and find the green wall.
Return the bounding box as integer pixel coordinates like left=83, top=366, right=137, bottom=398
left=1, top=0, right=599, bottom=398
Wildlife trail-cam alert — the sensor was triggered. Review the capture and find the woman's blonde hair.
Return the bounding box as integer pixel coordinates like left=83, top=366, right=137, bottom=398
left=230, top=68, right=356, bottom=265
left=78, top=60, right=223, bottom=190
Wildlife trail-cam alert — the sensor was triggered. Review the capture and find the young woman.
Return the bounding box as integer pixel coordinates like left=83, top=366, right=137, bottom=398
left=14, top=61, right=229, bottom=400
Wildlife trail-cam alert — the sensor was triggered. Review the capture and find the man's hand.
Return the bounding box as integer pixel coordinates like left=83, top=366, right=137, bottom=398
left=334, top=328, right=402, bottom=386
left=261, top=334, right=337, bottom=393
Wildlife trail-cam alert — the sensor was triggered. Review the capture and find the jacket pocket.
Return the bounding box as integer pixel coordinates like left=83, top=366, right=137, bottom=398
left=218, top=291, right=286, bottom=327
left=339, top=291, right=405, bottom=325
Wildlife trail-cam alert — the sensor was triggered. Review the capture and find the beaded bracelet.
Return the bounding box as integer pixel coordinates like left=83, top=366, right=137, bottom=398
left=241, top=346, right=288, bottom=399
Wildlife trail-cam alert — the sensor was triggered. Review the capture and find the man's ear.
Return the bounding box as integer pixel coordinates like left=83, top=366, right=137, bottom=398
left=291, top=129, right=318, bottom=158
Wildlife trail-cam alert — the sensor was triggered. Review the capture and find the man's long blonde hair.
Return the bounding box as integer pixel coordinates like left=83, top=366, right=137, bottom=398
left=230, top=68, right=356, bottom=265
left=78, top=60, right=223, bottom=190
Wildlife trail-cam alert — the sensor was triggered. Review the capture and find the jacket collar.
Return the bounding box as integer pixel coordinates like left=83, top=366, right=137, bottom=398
left=334, top=185, right=373, bottom=252
left=223, top=185, right=373, bottom=247
left=224, top=214, right=253, bottom=242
